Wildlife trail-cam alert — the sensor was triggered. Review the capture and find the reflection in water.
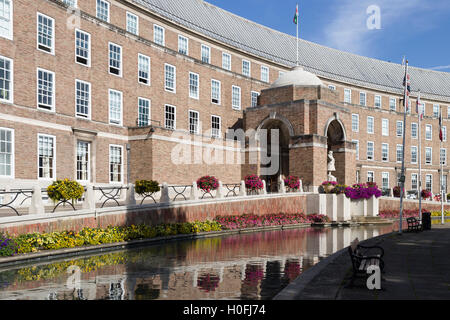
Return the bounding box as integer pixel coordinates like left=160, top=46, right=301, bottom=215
left=0, top=225, right=396, bottom=300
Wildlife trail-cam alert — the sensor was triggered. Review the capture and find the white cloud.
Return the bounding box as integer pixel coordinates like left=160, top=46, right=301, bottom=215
left=319, top=0, right=432, bottom=55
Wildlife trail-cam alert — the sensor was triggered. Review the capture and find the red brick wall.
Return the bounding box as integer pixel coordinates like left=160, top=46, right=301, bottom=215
left=379, top=197, right=450, bottom=212
left=0, top=194, right=307, bottom=236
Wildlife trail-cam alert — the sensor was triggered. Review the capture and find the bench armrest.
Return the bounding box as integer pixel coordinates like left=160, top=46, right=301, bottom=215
left=358, top=245, right=384, bottom=257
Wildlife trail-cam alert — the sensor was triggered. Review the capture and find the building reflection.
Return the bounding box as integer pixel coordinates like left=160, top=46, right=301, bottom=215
left=0, top=225, right=394, bottom=300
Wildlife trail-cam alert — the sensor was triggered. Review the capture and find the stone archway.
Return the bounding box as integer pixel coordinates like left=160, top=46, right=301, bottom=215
left=257, top=117, right=292, bottom=192
left=326, top=118, right=347, bottom=184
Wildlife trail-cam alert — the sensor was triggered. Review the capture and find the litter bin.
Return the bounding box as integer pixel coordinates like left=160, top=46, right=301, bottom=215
left=422, top=211, right=431, bottom=230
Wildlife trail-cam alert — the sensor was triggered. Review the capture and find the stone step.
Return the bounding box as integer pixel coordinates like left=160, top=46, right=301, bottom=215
left=351, top=216, right=391, bottom=224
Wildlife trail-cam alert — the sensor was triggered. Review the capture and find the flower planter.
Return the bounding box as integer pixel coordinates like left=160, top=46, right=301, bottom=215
left=350, top=199, right=367, bottom=217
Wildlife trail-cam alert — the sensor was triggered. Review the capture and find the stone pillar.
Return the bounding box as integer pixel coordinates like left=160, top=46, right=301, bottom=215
left=367, top=196, right=379, bottom=217
left=239, top=180, right=246, bottom=197
left=82, top=184, right=96, bottom=210
left=29, top=185, right=45, bottom=215
left=306, top=193, right=327, bottom=215
left=190, top=181, right=199, bottom=200
left=216, top=181, right=224, bottom=199
left=125, top=183, right=136, bottom=206
left=325, top=193, right=337, bottom=221
left=160, top=182, right=170, bottom=203
left=279, top=176, right=286, bottom=194
left=262, top=180, right=267, bottom=195
left=337, top=193, right=351, bottom=221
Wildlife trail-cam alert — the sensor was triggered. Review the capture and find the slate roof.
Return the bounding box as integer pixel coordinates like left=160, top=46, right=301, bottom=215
left=133, top=0, right=450, bottom=102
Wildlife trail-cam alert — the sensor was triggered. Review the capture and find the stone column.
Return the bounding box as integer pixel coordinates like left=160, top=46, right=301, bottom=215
left=239, top=180, right=246, bottom=197
left=82, top=184, right=96, bottom=210
left=190, top=181, right=199, bottom=200
left=125, top=183, right=136, bottom=206
left=160, top=182, right=170, bottom=203
left=29, top=185, right=45, bottom=215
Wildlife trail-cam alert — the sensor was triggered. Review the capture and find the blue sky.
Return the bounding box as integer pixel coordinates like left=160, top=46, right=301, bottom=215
left=205, top=0, right=450, bottom=71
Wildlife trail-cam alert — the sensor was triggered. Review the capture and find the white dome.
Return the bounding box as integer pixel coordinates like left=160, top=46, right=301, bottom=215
left=270, top=66, right=323, bottom=88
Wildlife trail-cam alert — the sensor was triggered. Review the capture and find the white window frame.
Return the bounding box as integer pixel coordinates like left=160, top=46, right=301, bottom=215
left=425, top=124, right=432, bottom=141
left=36, top=12, right=55, bottom=55
left=328, top=85, right=336, bottom=91
left=137, top=97, right=151, bottom=127
left=251, top=91, right=259, bottom=108
left=211, top=115, right=221, bottom=139
left=344, top=88, right=352, bottom=103
left=261, top=65, right=269, bottom=83
left=109, top=144, right=123, bottom=184
left=76, top=140, right=90, bottom=183
left=153, top=24, right=165, bottom=46
left=242, top=59, right=250, bottom=77
left=222, top=52, right=231, bottom=71
left=381, top=143, right=389, bottom=162
left=37, top=133, right=56, bottom=180
left=75, top=29, right=91, bottom=67
left=359, top=92, right=366, bottom=106
left=188, top=110, right=200, bottom=134
left=389, top=97, right=397, bottom=111
left=367, top=141, right=374, bottom=161
left=441, top=148, right=447, bottom=165
left=0, top=127, right=14, bottom=178
left=382, top=118, right=389, bottom=136
left=381, top=172, right=389, bottom=190
left=433, top=104, right=440, bottom=118
left=138, top=53, right=150, bottom=86
left=189, top=72, right=199, bottom=100
left=425, top=174, right=432, bottom=192
left=211, top=79, right=221, bottom=105
left=352, top=114, right=359, bottom=132
left=443, top=126, right=447, bottom=142
left=411, top=122, right=418, bottom=139
left=108, top=89, right=123, bottom=126
left=126, top=11, right=139, bottom=35
left=36, top=68, right=55, bottom=112
left=0, top=0, right=13, bottom=40
left=0, top=54, right=13, bottom=103
left=108, top=42, right=122, bottom=77
left=62, top=0, right=77, bottom=7
left=374, top=95, right=382, bottom=108
left=201, top=44, right=210, bottom=64
left=425, top=147, right=432, bottom=165
left=367, top=171, right=374, bottom=183
left=96, top=0, right=110, bottom=23
left=396, top=121, right=403, bottom=137
left=411, top=146, right=418, bottom=164
left=178, top=35, right=188, bottom=55
left=164, top=104, right=176, bottom=130
left=75, top=79, right=91, bottom=120
left=411, top=173, right=418, bottom=190
left=367, top=116, right=374, bottom=134
left=396, top=144, right=403, bottom=163
left=164, top=63, right=176, bottom=93
left=232, top=85, right=241, bottom=110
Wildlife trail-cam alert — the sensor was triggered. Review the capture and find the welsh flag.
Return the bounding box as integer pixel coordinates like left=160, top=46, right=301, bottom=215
left=293, top=4, right=299, bottom=24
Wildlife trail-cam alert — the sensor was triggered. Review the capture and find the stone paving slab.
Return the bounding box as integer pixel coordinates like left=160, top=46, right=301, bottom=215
left=283, top=224, right=450, bottom=300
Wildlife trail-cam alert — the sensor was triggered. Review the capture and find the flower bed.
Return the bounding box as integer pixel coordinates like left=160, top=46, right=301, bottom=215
left=215, top=213, right=320, bottom=230
left=421, top=189, right=432, bottom=200
left=244, top=174, right=264, bottom=191
left=47, top=179, right=84, bottom=203
left=377, top=209, right=450, bottom=219
left=0, top=233, right=17, bottom=257
left=196, top=176, right=219, bottom=193
left=344, top=182, right=382, bottom=200
left=1, top=221, right=222, bottom=257
left=284, top=175, right=300, bottom=190
left=134, top=180, right=160, bottom=195
left=306, top=214, right=330, bottom=223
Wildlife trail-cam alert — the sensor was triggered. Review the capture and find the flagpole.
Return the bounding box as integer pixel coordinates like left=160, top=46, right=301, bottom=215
left=296, top=3, right=299, bottom=66
left=399, top=58, right=409, bottom=234
left=418, top=91, right=422, bottom=221
left=440, top=106, right=444, bottom=224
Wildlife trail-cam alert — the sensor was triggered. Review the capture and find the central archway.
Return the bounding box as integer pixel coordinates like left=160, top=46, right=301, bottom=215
left=257, top=117, right=291, bottom=192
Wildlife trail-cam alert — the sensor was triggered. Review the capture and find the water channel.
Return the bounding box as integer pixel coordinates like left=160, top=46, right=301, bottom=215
left=0, top=224, right=398, bottom=300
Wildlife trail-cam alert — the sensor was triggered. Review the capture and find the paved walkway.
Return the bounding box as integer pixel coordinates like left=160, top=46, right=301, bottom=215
left=277, top=223, right=450, bottom=300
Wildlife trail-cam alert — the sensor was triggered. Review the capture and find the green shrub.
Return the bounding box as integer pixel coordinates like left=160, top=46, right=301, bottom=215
left=134, top=180, right=160, bottom=195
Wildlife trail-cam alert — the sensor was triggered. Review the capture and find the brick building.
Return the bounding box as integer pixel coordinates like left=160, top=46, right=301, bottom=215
left=0, top=0, right=449, bottom=194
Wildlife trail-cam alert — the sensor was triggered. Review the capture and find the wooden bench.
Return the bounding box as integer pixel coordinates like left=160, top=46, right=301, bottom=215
left=347, top=238, right=385, bottom=286
left=406, top=217, right=422, bottom=232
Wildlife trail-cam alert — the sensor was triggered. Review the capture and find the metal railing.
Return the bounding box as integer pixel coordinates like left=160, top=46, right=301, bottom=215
left=94, top=186, right=128, bottom=208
